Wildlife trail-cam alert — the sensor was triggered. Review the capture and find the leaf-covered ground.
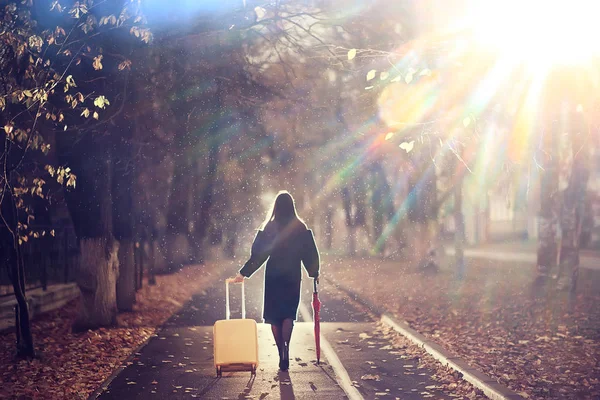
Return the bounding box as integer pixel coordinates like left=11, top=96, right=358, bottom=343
left=0, top=263, right=220, bottom=399
left=329, top=286, right=488, bottom=400
left=325, top=254, right=600, bottom=400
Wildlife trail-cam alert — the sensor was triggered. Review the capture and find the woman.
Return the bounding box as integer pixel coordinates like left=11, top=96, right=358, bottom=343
left=230, top=191, right=320, bottom=371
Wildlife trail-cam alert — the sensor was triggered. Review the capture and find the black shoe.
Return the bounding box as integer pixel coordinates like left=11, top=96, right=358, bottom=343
left=280, top=344, right=289, bottom=371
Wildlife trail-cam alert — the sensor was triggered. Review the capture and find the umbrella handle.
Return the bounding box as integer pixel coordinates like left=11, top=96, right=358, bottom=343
left=313, top=278, right=318, bottom=293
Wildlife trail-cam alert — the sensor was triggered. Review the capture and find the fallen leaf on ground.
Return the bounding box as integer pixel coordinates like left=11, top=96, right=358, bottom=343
left=361, top=374, right=381, bottom=381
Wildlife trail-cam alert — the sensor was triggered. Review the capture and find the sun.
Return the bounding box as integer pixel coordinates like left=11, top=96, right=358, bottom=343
left=467, top=0, right=600, bottom=68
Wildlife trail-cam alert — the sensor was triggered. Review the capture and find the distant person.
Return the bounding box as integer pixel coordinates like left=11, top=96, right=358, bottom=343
left=230, top=191, right=320, bottom=371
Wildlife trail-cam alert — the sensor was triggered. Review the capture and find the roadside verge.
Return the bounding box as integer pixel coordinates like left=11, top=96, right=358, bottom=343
left=325, top=277, right=524, bottom=400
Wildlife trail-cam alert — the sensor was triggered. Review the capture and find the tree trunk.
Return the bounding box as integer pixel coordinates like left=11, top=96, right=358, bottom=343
left=113, top=120, right=136, bottom=311
left=354, top=178, right=368, bottom=228
left=137, top=240, right=144, bottom=290
left=148, top=237, right=157, bottom=286
left=74, top=238, right=119, bottom=330
left=354, top=178, right=370, bottom=255
left=192, top=131, right=219, bottom=264
left=371, top=163, right=394, bottom=254
left=11, top=247, right=34, bottom=357
left=407, top=162, right=438, bottom=269
left=536, top=121, right=560, bottom=277
left=454, top=180, right=466, bottom=279
left=223, top=220, right=238, bottom=259
left=558, top=116, right=590, bottom=291
left=2, top=190, right=34, bottom=357
left=165, top=152, right=192, bottom=271
left=340, top=187, right=355, bottom=255
left=56, top=131, right=119, bottom=331
left=116, top=240, right=135, bottom=311
left=324, top=204, right=333, bottom=250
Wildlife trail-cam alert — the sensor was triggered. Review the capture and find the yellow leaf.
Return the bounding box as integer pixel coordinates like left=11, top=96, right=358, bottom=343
left=0, top=97, right=5, bottom=111
left=391, top=75, right=402, bottom=83
left=28, top=35, right=43, bottom=51
left=365, top=86, right=374, bottom=90
left=66, top=75, right=76, bottom=87
left=463, top=117, right=471, bottom=127
left=130, top=26, right=140, bottom=37
left=67, top=174, right=76, bottom=188
left=380, top=71, right=389, bottom=81
left=399, top=140, right=415, bottom=153
left=405, top=73, right=413, bottom=84
left=347, top=48, right=357, bottom=61
left=384, top=132, right=394, bottom=141
left=50, top=229, right=55, bottom=237
left=366, top=69, right=376, bottom=81
left=93, top=55, right=103, bottom=70
left=254, top=6, right=267, bottom=20
left=140, top=31, right=152, bottom=44
left=118, top=60, right=132, bottom=71
left=94, top=96, right=109, bottom=109
left=81, top=108, right=90, bottom=118
left=93, top=111, right=99, bottom=120
left=4, top=124, right=13, bottom=135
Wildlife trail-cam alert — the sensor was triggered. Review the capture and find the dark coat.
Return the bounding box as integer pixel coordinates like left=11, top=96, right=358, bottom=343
left=239, top=219, right=319, bottom=324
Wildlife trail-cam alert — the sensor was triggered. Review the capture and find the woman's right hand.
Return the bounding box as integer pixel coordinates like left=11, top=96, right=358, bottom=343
left=228, top=273, right=245, bottom=284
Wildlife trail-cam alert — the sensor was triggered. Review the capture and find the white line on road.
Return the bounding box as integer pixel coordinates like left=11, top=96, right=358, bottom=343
left=298, top=302, right=364, bottom=400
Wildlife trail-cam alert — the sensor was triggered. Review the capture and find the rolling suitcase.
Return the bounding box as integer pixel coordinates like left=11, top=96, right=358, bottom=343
left=213, top=279, right=259, bottom=377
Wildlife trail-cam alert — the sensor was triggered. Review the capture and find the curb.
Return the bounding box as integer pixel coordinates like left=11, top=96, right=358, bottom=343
left=324, top=277, right=524, bottom=400
left=88, top=265, right=231, bottom=399
left=298, top=302, right=363, bottom=400
left=87, top=331, right=155, bottom=399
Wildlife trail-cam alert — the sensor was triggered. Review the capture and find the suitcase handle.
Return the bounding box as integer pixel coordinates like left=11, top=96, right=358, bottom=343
left=225, top=279, right=245, bottom=320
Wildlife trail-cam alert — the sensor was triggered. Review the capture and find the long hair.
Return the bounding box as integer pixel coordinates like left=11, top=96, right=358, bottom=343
left=261, top=191, right=304, bottom=230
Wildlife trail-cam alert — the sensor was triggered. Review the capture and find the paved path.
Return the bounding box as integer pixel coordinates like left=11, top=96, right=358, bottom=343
left=93, top=262, right=450, bottom=400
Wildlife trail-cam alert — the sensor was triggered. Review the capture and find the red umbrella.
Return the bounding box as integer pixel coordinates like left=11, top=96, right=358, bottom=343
left=312, top=279, right=321, bottom=364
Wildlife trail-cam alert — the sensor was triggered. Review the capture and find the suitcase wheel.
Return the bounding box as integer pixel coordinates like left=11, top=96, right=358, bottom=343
left=251, top=365, right=257, bottom=376
left=216, top=366, right=222, bottom=378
